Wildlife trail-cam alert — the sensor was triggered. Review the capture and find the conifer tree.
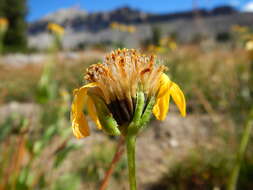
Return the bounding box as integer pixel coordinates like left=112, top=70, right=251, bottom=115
left=2, top=0, right=27, bottom=51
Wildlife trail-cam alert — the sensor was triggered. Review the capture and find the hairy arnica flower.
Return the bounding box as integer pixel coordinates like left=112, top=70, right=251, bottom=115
left=71, top=48, right=186, bottom=139
left=71, top=48, right=186, bottom=190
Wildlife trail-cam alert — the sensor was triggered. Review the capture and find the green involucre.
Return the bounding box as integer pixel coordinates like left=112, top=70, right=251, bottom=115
left=91, top=95, right=121, bottom=136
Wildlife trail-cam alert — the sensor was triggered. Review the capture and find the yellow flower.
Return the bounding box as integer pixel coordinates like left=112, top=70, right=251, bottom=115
left=0, top=17, right=8, bottom=33
left=110, top=22, right=119, bottom=29
left=246, top=40, right=253, bottom=51
left=159, top=37, right=177, bottom=51
left=246, top=40, right=253, bottom=60
left=110, top=22, right=136, bottom=33
left=126, top=25, right=136, bottom=33
left=71, top=49, right=186, bottom=138
left=232, top=25, right=249, bottom=34
left=153, top=73, right=186, bottom=120
left=47, top=23, right=64, bottom=36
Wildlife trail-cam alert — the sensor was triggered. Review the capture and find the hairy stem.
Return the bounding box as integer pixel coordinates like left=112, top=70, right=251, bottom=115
left=126, top=135, right=137, bottom=190
left=0, top=33, right=3, bottom=55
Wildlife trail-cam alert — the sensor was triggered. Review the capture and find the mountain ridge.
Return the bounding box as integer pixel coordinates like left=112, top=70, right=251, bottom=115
left=28, top=5, right=237, bottom=34
left=28, top=5, right=253, bottom=50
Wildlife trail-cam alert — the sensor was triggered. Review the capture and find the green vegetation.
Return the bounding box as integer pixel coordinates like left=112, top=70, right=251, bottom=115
left=0, top=23, right=253, bottom=189
left=149, top=147, right=253, bottom=190
left=0, top=0, right=27, bottom=52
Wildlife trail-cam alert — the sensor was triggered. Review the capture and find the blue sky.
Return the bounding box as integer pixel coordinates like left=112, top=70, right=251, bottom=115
left=28, top=0, right=252, bottom=21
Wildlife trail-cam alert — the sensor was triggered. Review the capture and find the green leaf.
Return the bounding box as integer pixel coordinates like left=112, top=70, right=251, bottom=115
left=52, top=174, right=80, bottom=190
left=54, top=144, right=78, bottom=168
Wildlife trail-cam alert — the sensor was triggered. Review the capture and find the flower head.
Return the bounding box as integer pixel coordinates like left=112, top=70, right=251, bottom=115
left=47, top=23, right=64, bottom=36
left=0, top=18, right=8, bottom=33
left=71, top=49, right=186, bottom=139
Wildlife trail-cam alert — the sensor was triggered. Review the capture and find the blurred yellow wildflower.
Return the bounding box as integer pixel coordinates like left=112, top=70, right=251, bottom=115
left=110, top=22, right=119, bottom=29
left=232, top=25, right=249, bottom=34
left=246, top=40, right=253, bottom=51
left=0, top=17, right=8, bottom=33
left=71, top=49, right=186, bottom=139
left=147, top=45, right=163, bottom=53
left=159, top=37, right=177, bottom=51
left=127, top=25, right=136, bottom=33
left=110, top=22, right=136, bottom=33
left=47, top=23, right=64, bottom=36
left=246, top=40, right=253, bottom=60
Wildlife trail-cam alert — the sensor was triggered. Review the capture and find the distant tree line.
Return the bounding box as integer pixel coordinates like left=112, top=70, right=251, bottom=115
left=0, top=0, right=27, bottom=52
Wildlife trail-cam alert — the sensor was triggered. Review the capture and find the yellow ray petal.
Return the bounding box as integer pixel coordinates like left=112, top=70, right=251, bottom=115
left=72, top=114, right=89, bottom=139
left=170, top=82, right=186, bottom=117
left=87, top=96, right=102, bottom=129
left=153, top=91, right=170, bottom=120
left=153, top=73, right=172, bottom=120
left=71, top=83, right=97, bottom=139
left=157, top=73, right=171, bottom=98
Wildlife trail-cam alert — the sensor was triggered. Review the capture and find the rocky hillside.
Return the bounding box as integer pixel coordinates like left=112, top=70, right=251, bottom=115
left=28, top=6, right=253, bottom=49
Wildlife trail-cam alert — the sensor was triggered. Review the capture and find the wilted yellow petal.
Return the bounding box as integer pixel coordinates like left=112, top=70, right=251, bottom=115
left=72, top=114, right=89, bottom=139
left=170, top=82, right=186, bottom=117
left=71, top=83, right=97, bottom=139
left=153, top=73, right=186, bottom=120
left=87, top=96, right=102, bottom=129
left=157, top=73, right=172, bottom=98
left=153, top=91, right=170, bottom=120
left=153, top=73, right=172, bottom=120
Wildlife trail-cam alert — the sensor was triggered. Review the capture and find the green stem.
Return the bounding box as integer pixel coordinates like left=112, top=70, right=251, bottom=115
left=227, top=110, right=253, bottom=190
left=126, top=135, right=137, bottom=190
left=0, top=32, right=3, bottom=55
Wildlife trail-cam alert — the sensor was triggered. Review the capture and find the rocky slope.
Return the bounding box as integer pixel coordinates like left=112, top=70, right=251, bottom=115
left=28, top=6, right=253, bottom=49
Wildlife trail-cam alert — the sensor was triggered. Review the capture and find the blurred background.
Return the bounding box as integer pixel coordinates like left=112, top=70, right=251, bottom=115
left=0, top=0, right=253, bottom=189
